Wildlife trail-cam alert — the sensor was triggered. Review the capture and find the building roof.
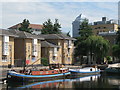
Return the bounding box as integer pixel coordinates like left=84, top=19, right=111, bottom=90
left=41, top=41, right=59, bottom=48
left=58, top=34, right=76, bottom=40
left=8, top=23, right=43, bottom=30
left=0, top=29, right=18, bottom=37
left=41, top=34, right=76, bottom=40
left=9, top=29, right=44, bottom=40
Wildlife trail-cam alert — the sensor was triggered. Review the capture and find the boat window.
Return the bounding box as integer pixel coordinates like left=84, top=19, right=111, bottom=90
left=46, top=71, right=48, bottom=74
left=40, top=72, right=43, bottom=74
left=52, top=71, right=54, bottom=73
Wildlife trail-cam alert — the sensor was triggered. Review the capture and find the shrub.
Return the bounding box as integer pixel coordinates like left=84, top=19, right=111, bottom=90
left=41, top=58, right=49, bottom=66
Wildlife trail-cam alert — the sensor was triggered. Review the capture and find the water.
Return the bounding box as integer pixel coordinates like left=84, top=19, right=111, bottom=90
left=2, top=73, right=120, bottom=89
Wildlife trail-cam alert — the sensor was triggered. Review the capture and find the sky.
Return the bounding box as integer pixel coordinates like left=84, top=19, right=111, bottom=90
left=0, top=0, right=119, bottom=36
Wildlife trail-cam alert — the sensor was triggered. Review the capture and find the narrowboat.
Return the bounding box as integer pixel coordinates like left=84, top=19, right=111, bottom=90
left=69, top=67, right=100, bottom=75
left=7, top=68, right=70, bottom=82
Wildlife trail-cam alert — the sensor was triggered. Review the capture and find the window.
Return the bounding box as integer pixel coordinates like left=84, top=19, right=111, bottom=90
left=3, top=42, right=9, bottom=55
left=98, top=27, right=100, bottom=29
left=68, top=48, right=70, bottom=55
left=53, top=56, right=56, bottom=61
left=28, top=46, right=30, bottom=52
left=2, top=55, right=7, bottom=62
left=103, top=27, right=106, bottom=29
left=68, top=57, right=70, bottom=62
left=33, top=45, right=37, bottom=52
left=57, top=47, right=59, bottom=51
left=54, top=48, right=57, bottom=54
left=68, top=40, right=71, bottom=46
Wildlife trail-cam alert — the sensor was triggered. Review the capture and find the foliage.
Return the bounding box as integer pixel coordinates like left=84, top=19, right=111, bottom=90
left=41, top=58, right=49, bottom=66
left=116, top=27, right=120, bottom=45
left=112, top=45, right=120, bottom=61
left=112, top=27, right=120, bottom=62
left=106, top=56, right=112, bottom=64
left=19, top=19, right=32, bottom=33
left=67, top=31, right=71, bottom=37
left=106, top=56, right=112, bottom=61
left=75, top=35, right=110, bottom=64
left=41, top=19, right=62, bottom=34
left=74, top=19, right=93, bottom=59
left=84, top=36, right=110, bottom=63
left=79, top=18, right=93, bottom=38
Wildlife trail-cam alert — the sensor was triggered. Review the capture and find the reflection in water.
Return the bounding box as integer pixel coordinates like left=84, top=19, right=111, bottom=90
left=4, top=74, right=120, bottom=89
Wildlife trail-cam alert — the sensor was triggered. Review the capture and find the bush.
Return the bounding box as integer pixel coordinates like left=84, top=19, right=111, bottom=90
left=41, top=58, right=49, bottom=66
left=106, top=56, right=112, bottom=64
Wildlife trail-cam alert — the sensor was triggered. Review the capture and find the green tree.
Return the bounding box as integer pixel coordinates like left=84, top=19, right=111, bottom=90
left=74, top=18, right=93, bottom=64
left=75, top=35, right=110, bottom=64
left=67, top=31, right=71, bottom=37
left=112, top=45, right=120, bottom=62
left=41, top=58, right=49, bottom=66
left=116, top=27, right=120, bottom=45
left=84, top=36, right=110, bottom=64
left=106, top=56, right=112, bottom=64
left=19, top=19, right=32, bottom=33
left=112, top=27, right=120, bottom=62
left=53, top=19, right=62, bottom=34
left=41, top=19, right=62, bottom=34
left=79, top=18, right=93, bottom=38
left=74, top=18, right=93, bottom=47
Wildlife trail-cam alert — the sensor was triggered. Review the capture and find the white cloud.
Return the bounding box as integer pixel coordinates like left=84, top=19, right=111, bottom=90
left=1, top=2, right=118, bottom=35
left=0, top=0, right=120, bottom=2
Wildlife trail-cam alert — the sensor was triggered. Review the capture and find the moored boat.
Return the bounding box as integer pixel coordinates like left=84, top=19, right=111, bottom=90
left=7, top=68, right=70, bottom=82
left=104, top=63, right=120, bottom=74
left=69, top=67, right=100, bottom=75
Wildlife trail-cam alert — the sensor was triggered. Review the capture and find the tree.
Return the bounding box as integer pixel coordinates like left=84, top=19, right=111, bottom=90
left=106, top=56, right=112, bottom=64
left=116, top=27, right=120, bottom=45
left=41, top=19, right=62, bottom=34
left=112, top=45, right=120, bottom=62
left=19, top=19, right=32, bottom=33
left=79, top=18, right=93, bottom=38
left=74, top=18, right=93, bottom=64
left=112, top=27, right=120, bottom=62
left=75, top=18, right=93, bottom=47
left=67, top=31, right=71, bottom=37
left=41, top=58, right=49, bottom=66
left=53, top=19, right=62, bottom=34
left=84, top=36, right=110, bottom=64
left=75, top=35, right=110, bottom=64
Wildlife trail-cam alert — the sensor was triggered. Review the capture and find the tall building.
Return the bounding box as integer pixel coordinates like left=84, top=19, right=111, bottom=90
left=72, top=14, right=85, bottom=37
left=118, top=1, right=120, bottom=25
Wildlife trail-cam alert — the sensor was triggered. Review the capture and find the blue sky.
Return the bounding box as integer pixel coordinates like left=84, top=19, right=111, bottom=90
left=0, top=1, right=119, bottom=35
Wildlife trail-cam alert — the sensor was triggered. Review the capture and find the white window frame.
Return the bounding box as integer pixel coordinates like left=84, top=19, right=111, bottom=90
left=2, top=55, right=7, bottom=62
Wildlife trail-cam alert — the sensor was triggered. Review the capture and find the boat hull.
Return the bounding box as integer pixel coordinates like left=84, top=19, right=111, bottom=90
left=7, top=71, right=71, bottom=82
left=69, top=67, right=100, bottom=76
left=104, top=68, right=120, bottom=75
